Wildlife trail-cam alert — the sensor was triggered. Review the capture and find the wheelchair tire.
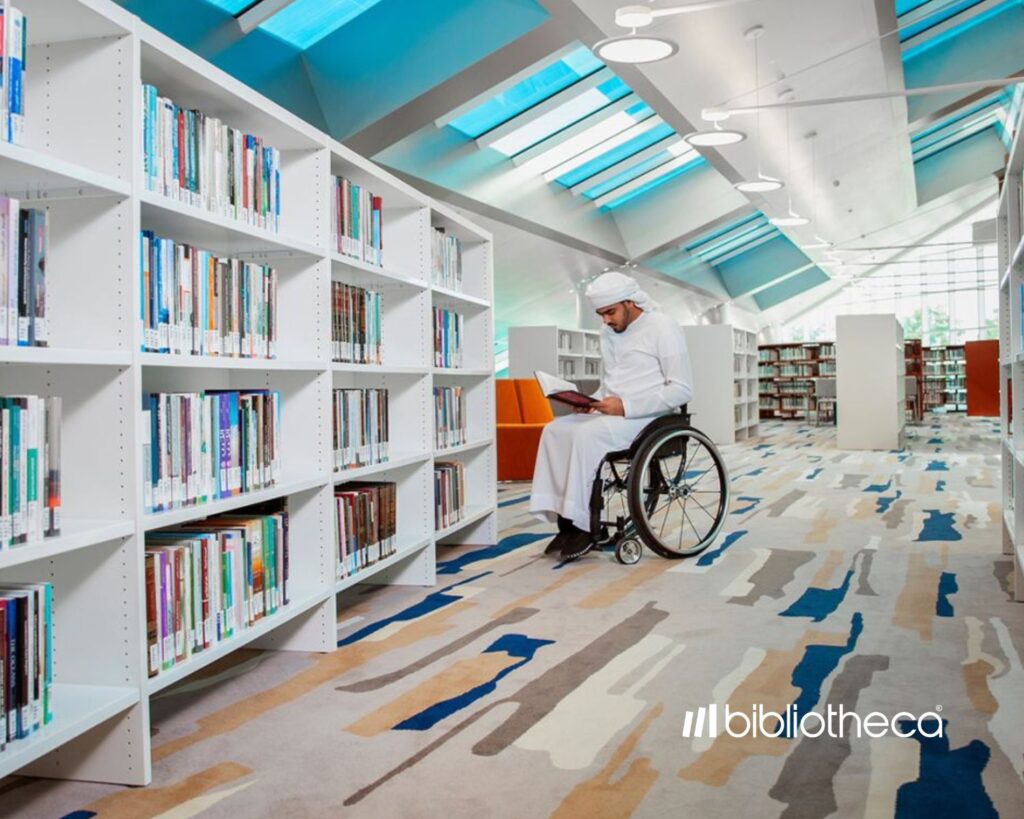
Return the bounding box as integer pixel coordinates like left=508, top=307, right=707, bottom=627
left=626, top=425, right=729, bottom=559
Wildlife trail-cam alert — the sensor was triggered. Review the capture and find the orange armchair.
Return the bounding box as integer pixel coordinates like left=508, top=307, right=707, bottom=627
left=496, top=379, right=554, bottom=481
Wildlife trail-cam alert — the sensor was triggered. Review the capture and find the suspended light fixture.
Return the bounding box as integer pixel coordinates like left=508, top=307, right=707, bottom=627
left=734, top=25, right=783, bottom=193
left=684, top=121, right=747, bottom=146
left=595, top=1, right=762, bottom=65
left=769, top=101, right=809, bottom=226
left=594, top=34, right=678, bottom=64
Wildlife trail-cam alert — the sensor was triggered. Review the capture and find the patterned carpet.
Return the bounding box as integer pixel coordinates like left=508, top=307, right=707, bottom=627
left=2, top=415, right=1023, bottom=818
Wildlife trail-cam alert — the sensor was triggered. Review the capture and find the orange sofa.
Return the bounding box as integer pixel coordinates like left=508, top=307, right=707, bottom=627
left=496, top=379, right=554, bottom=481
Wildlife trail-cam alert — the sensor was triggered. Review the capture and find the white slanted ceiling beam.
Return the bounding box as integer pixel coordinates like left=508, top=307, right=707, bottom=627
left=591, top=145, right=700, bottom=208
left=476, top=67, right=614, bottom=151
left=542, top=115, right=666, bottom=181
left=236, top=0, right=298, bottom=33
left=568, top=135, right=677, bottom=196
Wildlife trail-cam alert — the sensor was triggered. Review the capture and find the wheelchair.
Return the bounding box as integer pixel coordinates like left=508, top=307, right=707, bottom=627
left=587, top=405, right=729, bottom=565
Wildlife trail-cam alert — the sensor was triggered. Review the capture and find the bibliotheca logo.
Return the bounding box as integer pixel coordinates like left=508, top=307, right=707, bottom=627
left=681, top=704, right=944, bottom=739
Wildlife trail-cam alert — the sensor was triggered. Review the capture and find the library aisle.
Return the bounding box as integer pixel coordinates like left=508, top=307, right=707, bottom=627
left=3, top=414, right=1021, bottom=817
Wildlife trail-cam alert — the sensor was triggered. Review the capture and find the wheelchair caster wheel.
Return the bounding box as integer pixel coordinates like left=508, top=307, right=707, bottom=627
left=616, top=538, right=643, bottom=565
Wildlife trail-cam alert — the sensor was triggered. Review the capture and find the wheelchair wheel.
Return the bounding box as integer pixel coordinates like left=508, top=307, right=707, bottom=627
left=626, top=425, right=729, bottom=558
left=615, top=538, right=643, bottom=565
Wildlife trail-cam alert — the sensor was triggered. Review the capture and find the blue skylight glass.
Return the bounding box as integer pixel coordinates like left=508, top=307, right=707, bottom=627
left=601, top=156, right=705, bottom=210
left=685, top=212, right=765, bottom=252
left=555, top=121, right=674, bottom=187
left=896, top=0, right=936, bottom=15
left=899, top=0, right=984, bottom=40
left=902, top=0, right=1020, bottom=61
left=259, top=0, right=384, bottom=50
left=911, top=93, right=1003, bottom=143
left=202, top=0, right=252, bottom=12
left=449, top=45, right=604, bottom=138
left=695, top=221, right=778, bottom=264
left=487, top=74, right=632, bottom=156
left=582, top=150, right=674, bottom=200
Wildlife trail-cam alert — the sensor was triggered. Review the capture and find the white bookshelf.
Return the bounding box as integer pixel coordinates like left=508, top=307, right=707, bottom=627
left=681, top=324, right=759, bottom=445
left=836, top=314, right=906, bottom=450
left=997, top=94, right=1024, bottom=602
left=508, top=325, right=602, bottom=381
left=0, top=0, right=496, bottom=785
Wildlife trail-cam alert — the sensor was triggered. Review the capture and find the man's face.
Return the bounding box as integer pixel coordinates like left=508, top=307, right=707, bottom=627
left=596, top=301, right=635, bottom=333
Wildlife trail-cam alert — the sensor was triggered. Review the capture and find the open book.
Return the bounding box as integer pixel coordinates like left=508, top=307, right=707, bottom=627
left=535, top=370, right=597, bottom=408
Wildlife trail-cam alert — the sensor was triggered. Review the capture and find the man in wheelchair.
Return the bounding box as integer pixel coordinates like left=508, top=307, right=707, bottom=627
left=529, top=270, right=695, bottom=560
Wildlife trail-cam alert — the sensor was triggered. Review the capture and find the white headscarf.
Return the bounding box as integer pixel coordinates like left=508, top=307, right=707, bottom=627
left=585, top=271, right=659, bottom=312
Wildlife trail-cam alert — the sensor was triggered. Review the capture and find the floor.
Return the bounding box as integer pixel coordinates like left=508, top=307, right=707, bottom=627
left=2, top=415, right=1023, bottom=818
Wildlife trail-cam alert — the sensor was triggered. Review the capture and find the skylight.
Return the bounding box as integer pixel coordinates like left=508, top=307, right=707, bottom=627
left=896, top=0, right=936, bottom=15
left=552, top=120, right=675, bottom=187
left=581, top=142, right=693, bottom=200
left=258, top=0, right=384, bottom=50
left=487, top=76, right=631, bottom=156
left=449, top=46, right=603, bottom=139
left=901, top=0, right=1020, bottom=60
left=598, top=151, right=705, bottom=210
left=911, top=95, right=1007, bottom=161
left=204, top=0, right=251, bottom=12
left=899, top=0, right=984, bottom=41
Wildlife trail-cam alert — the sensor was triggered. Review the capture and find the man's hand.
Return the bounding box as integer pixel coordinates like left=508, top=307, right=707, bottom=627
left=591, top=396, right=625, bottom=416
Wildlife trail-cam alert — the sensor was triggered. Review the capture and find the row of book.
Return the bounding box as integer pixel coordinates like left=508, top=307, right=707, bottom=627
left=140, top=231, right=278, bottom=358
left=335, top=482, right=396, bottom=580
left=433, top=385, right=466, bottom=450
left=332, top=281, right=382, bottom=365
left=0, top=200, right=48, bottom=348
left=142, top=390, right=282, bottom=514
left=332, top=176, right=383, bottom=267
left=141, top=84, right=281, bottom=232
left=333, top=388, right=389, bottom=471
left=0, top=582, right=53, bottom=752
left=431, top=227, right=462, bottom=291
left=145, top=509, right=288, bottom=678
left=433, top=308, right=464, bottom=369
left=0, top=6, right=26, bottom=146
left=1, top=396, right=61, bottom=549
left=434, top=461, right=465, bottom=531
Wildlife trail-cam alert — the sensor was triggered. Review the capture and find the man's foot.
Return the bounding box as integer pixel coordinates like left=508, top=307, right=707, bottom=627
left=545, top=516, right=578, bottom=553
left=560, top=528, right=595, bottom=561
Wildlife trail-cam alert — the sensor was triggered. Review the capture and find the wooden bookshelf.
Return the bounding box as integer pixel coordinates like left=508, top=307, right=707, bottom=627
left=0, top=0, right=496, bottom=785
left=923, top=345, right=967, bottom=412
left=758, top=341, right=834, bottom=420
left=904, top=339, right=924, bottom=422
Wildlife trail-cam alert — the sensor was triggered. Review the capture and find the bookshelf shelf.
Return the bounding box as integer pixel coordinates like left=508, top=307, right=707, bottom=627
left=332, top=362, right=429, bottom=375
left=431, top=285, right=490, bottom=308
left=0, top=348, right=132, bottom=366
left=333, top=451, right=432, bottom=481
left=435, top=504, right=496, bottom=541
left=139, top=353, right=326, bottom=372
left=0, top=0, right=496, bottom=785
left=434, top=438, right=493, bottom=458
left=330, top=252, right=426, bottom=289
left=142, top=474, right=329, bottom=531
left=508, top=325, right=602, bottom=382
left=140, top=191, right=325, bottom=260
left=334, top=536, right=433, bottom=594
left=0, top=140, right=131, bottom=200
left=145, top=590, right=332, bottom=696
left=0, top=684, right=139, bottom=781
left=432, top=367, right=493, bottom=377
left=0, top=519, right=134, bottom=571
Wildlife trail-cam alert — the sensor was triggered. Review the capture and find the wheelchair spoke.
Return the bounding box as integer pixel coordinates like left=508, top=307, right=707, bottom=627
left=689, top=493, right=717, bottom=520
left=682, top=506, right=704, bottom=546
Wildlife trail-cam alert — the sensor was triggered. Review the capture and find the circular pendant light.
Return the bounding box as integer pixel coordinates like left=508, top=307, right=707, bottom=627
left=684, top=126, right=747, bottom=147
left=594, top=35, right=678, bottom=64
left=735, top=177, right=784, bottom=192
left=769, top=214, right=809, bottom=227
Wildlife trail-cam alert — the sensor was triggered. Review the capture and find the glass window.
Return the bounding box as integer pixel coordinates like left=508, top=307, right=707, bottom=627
left=259, top=0, right=384, bottom=50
